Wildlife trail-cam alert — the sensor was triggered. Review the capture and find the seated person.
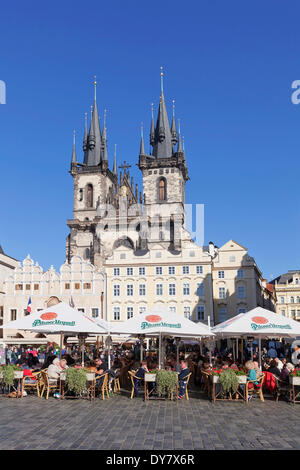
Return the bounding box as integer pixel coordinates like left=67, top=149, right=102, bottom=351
left=177, top=360, right=190, bottom=400
left=47, top=358, right=63, bottom=382
left=60, top=358, right=68, bottom=370
left=279, top=362, right=294, bottom=384
left=253, top=361, right=264, bottom=379
left=134, top=361, right=149, bottom=396
left=245, top=360, right=259, bottom=390
left=268, top=359, right=281, bottom=378
left=94, top=357, right=108, bottom=388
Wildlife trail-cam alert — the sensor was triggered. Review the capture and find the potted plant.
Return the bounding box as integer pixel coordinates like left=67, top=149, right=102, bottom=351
left=84, top=370, right=96, bottom=382
left=211, top=369, right=221, bottom=383
left=155, top=370, right=178, bottom=398
left=0, top=365, right=23, bottom=386
left=219, top=368, right=239, bottom=394
left=234, top=368, right=247, bottom=384
left=289, top=369, right=300, bottom=385
left=65, top=368, right=87, bottom=394
left=145, top=370, right=157, bottom=382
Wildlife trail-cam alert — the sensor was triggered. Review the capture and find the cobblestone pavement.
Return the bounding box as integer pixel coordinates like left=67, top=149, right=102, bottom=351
left=0, top=390, right=300, bottom=450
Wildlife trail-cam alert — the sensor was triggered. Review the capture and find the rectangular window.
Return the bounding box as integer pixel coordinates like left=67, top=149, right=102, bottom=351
left=78, top=308, right=85, bottom=313
left=156, top=284, right=163, bottom=296
left=237, top=286, right=246, bottom=299
left=10, top=310, right=17, bottom=321
left=218, top=271, right=225, bottom=279
left=169, top=306, right=176, bottom=313
left=139, top=267, right=145, bottom=276
left=156, top=266, right=163, bottom=275
left=139, top=306, right=146, bottom=315
left=83, top=283, right=91, bottom=290
left=168, top=266, right=175, bottom=275
left=127, top=267, right=133, bottom=276
left=65, top=283, right=70, bottom=290
left=34, top=284, right=39, bottom=290
left=218, top=307, right=227, bottom=323
left=114, top=268, right=120, bottom=276
left=182, top=266, right=190, bottom=274
left=127, top=284, right=134, bottom=296
left=24, top=309, right=30, bottom=317
left=219, top=287, right=226, bottom=299
left=15, top=284, right=23, bottom=291
left=183, top=283, right=190, bottom=295
left=196, top=305, right=205, bottom=321
left=238, top=308, right=246, bottom=314
left=184, top=306, right=191, bottom=319
left=291, top=309, right=296, bottom=318
left=25, top=284, right=31, bottom=290
left=281, top=309, right=286, bottom=317
left=280, top=297, right=285, bottom=304
left=74, top=283, right=80, bottom=290
left=113, top=307, right=120, bottom=321
left=196, top=265, right=203, bottom=274
left=197, top=283, right=205, bottom=296
left=139, top=284, right=146, bottom=296
left=127, top=307, right=134, bottom=319
left=237, top=269, right=244, bottom=279
left=91, top=308, right=99, bottom=318
left=169, top=284, right=176, bottom=296
left=113, top=285, right=120, bottom=296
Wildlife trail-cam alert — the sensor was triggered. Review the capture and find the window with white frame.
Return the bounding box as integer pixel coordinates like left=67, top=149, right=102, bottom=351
left=297, top=310, right=300, bottom=319
left=91, top=308, right=99, bottom=318
left=218, top=307, right=227, bottom=323
left=197, top=282, right=205, bottom=296
left=169, top=284, right=176, bottom=296
left=280, top=297, right=285, bottom=304
left=297, top=296, right=300, bottom=304
left=183, top=283, right=190, bottom=295
left=169, top=306, right=176, bottom=313
left=113, top=267, right=120, bottom=276
left=168, top=266, right=175, bottom=275
left=291, top=309, right=296, bottom=318
left=291, top=296, right=295, bottom=303
left=113, top=307, right=120, bottom=320
left=238, top=308, right=246, bottom=314
left=127, top=307, right=134, bottom=319
left=296, top=278, right=299, bottom=285
left=218, top=271, right=225, bottom=279
left=196, top=265, right=203, bottom=274
left=127, top=267, right=133, bottom=276
left=139, top=306, right=146, bottom=315
left=139, top=284, right=146, bottom=296
left=139, top=267, right=145, bottom=276
left=237, top=269, right=244, bottom=279
left=184, top=306, right=191, bottom=319
left=182, top=266, right=189, bottom=274
left=127, top=284, right=133, bottom=296
left=156, top=284, right=163, bottom=296
left=237, top=286, right=246, bottom=299
left=113, top=285, right=120, bottom=296
left=196, top=305, right=205, bottom=321
left=219, top=287, right=226, bottom=299
left=156, top=266, right=163, bottom=275
left=281, top=309, right=286, bottom=316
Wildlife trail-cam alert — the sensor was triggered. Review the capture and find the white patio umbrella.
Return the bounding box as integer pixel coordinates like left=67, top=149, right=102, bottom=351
left=111, top=308, right=214, bottom=368
left=212, top=306, right=300, bottom=367
left=3, top=302, right=108, bottom=367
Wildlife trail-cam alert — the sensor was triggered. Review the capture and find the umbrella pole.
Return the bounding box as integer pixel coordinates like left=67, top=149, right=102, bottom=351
left=232, top=339, right=235, bottom=362
left=81, top=339, right=85, bottom=368
left=176, top=341, right=179, bottom=365
left=259, top=337, right=262, bottom=369
left=60, top=332, right=63, bottom=359
left=140, top=338, right=143, bottom=363
left=159, top=332, right=161, bottom=369
left=236, top=338, right=239, bottom=363
left=108, top=335, right=111, bottom=370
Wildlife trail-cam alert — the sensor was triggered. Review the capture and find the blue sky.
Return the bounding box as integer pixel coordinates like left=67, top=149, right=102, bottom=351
left=0, top=0, right=300, bottom=280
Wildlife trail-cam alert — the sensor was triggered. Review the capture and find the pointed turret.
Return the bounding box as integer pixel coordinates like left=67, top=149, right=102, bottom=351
left=72, top=130, right=77, bottom=164
left=177, top=119, right=183, bottom=153
left=83, top=113, right=88, bottom=152
left=151, top=68, right=173, bottom=159
left=150, top=103, right=155, bottom=148
left=139, top=122, right=146, bottom=156
left=171, top=100, right=177, bottom=153
left=84, top=77, right=102, bottom=166
left=113, top=144, right=117, bottom=175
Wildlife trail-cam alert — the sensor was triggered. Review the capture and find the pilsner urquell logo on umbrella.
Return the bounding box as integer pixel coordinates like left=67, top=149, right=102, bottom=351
left=250, top=316, right=291, bottom=331
left=141, top=314, right=181, bottom=330
left=32, top=312, right=76, bottom=327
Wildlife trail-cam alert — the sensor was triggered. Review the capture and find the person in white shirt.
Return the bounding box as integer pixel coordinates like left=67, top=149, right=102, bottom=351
left=47, top=358, right=63, bottom=381
left=275, top=357, right=283, bottom=371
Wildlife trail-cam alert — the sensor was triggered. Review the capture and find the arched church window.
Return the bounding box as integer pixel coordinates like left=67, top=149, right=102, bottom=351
left=158, top=178, right=166, bottom=201
left=79, top=189, right=83, bottom=201
left=87, top=184, right=93, bottom=208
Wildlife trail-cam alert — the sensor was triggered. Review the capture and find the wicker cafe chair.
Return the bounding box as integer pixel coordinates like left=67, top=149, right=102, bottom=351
left=113, top=377, right=121, bottom=393
left=39, top=370, right=59, bottom=400
left=22, top=370, right=42, bottom=397
left=95, top=372, right=110, bottom=400
left=179, top=372, right=192, bottom=400
left=200, top=370, right=211, bottom=396
left=128, top=370, right=143, bottom=399
left=272, top=375, right=290, bottom=402
left=245, top=373, right=265, bottom=403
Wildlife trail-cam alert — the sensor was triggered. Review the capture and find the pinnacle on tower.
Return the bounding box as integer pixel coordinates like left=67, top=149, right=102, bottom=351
left=84, top=77, right=102, bottom=166
left=72, top=130, right=77, bottom=163
left=151, top=67, right=173, bottom=159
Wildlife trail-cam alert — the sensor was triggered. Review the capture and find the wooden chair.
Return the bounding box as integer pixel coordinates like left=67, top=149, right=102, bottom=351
left=95, top=372, right=110, bottom=400
left=128, top=370, right=143, bottom=399
left=273, top=375, right=290, bottom=402
left=245, top=373, right=265, bottom=403
left=200, top=370, right=212, bottom=396
left=178, top=372, right=192, bottom=400
left=39, top=370, right=59, bottom=400
left=113, top=377, right=121, bottom=393
left=22, top=370, right=42, bottom=397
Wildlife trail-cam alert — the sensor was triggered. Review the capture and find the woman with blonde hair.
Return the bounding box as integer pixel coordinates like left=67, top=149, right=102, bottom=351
left=245, top=360, right=258, bottom=387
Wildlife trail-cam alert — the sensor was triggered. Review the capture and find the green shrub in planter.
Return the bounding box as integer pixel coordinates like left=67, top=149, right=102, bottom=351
left=0, top=365, right=16, bottom=386
left=219, top=368, right=239, bottom=393
left=65, top=368, right=87, bottom=394
left=156, top=370, right=178, bottom=397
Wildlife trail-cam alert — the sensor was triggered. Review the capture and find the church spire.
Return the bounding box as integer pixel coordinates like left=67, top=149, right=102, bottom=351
left=113, top=144, right=117, bottom=175
left=171, top=99, right=177, bottom=153
left=150, top=102, right=155, bottom=148
left=72, top=130, right=77, bottom=163
left=151, top=67, right=173, bottom=159
left=83, top=112, right=88, bottom=152
left=139, top=122, right=145, bottom=156
left=177, top=119, right=183, bottom=153
left=85, top=76, right=102, bottom=166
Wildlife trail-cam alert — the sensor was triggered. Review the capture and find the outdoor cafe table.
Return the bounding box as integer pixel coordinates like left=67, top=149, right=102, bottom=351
left=59, top=371, right=96, bottom=401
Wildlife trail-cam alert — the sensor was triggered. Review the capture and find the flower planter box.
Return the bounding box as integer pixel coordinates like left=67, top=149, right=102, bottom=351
left=290, top=376, right=300, bottom=386
left=60, top=373, right=66, bottom=381
left=86, top=372, right=95, bottom=382
left=238, top=376, right=247, bottom=384
left=14, top=371, right=23, bottom=379
left=145, top=373, right=156, bottom=382
left=212, top=375, right=220, bottom=383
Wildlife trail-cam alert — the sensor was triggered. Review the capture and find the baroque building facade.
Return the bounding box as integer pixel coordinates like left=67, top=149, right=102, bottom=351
left=270, top=271, right=300, bottom=320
